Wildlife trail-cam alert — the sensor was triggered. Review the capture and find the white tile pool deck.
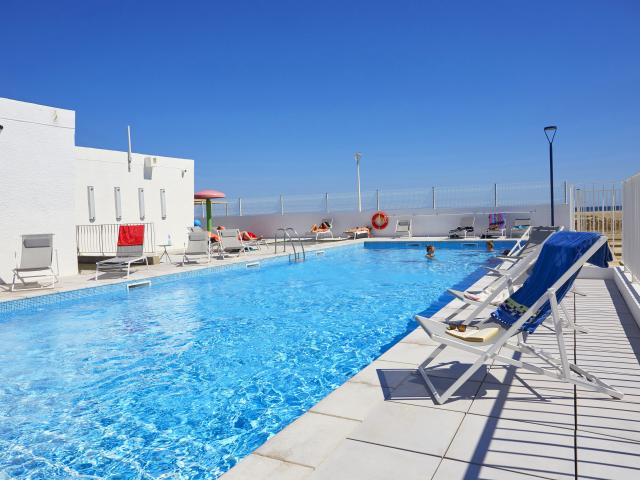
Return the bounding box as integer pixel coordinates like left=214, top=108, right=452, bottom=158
left=222, top=276, right=640, bottom=479
left=2, top=237, right=639, bottom=479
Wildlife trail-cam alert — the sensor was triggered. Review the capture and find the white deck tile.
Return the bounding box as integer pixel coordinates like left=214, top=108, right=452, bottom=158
left=347, top=401, right=464, bottom=457
left=432, top=458, right=544, bottom=480
left=255, top=412, right=360, bottom=469
left=311, top=381, right=389, bottom=421
left=386, top=372, right=483, bottom=413
left=444, top=414, right=576, bottom=479
left=309, top=439, right=441, bottom=480
left=576, top=429, right=640, bottom=479
left=221, top=454, right=313, bottom=480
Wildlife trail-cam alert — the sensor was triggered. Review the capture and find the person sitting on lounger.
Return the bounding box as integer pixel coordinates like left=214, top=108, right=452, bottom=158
left=425, top=245, right=436, bottom=259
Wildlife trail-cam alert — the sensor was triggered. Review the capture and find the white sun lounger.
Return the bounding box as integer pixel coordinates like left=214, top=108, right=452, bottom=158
left=415, top=232, right=620, bottom=405
left=11, top=234, right=59, bottom=291
left=306, top=218, right=334, bottom=240
left=95, top=226, right=148, bottom=280
left=395, top=219, right=412, bottom=238
left=182, top=230, right=211, bottom=265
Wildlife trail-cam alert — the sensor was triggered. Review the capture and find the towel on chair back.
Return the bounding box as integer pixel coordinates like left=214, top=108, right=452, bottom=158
left=117, top=225, right=145, bottom=247
left=488, top=213, right=505, bottom=227
left=491, top=231, right=611, bottom=333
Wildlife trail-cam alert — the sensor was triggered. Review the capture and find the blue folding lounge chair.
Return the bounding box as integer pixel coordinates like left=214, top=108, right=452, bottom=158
left=415, top=231, right=622, bottom=404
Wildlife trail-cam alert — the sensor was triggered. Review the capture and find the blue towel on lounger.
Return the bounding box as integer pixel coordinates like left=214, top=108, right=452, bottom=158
left=491, top=231, right=611, bottom=333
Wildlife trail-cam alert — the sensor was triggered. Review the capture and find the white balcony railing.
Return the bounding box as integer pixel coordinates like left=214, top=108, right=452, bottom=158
left=623, top=172, right=640, bottom=282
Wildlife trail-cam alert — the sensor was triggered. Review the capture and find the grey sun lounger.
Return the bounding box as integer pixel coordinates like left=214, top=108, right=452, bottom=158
left=182, top=230, right=212, bottom=265
left=216, top=229, right=249, bottom=257
left=11, top=234, right=59, bottom=291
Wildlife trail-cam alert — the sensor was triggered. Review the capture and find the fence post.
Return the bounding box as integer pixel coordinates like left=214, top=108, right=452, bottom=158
left=325, top=192, right=329, bottom=213
left=432, top=186, right=436, bottom=209
left=239, top=198, right=243, bottom=216
left=564, top=181, right=568, bottom=204
left=376, top=189, right=380, bottom=211
left=493, top=183, right=498, bottom=207
left=225, top=203, right=228, bottom=216
left=280, top=195, right=284, bottom=215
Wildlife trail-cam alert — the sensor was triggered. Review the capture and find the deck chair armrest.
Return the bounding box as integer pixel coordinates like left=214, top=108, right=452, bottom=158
left=496, top=255, right=520, bottom=261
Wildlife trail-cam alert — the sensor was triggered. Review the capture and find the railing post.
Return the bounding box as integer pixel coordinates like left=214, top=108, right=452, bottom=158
left=376, top=189, right=380, bottom=211
left=432, top=186, right=436, bottom=209
left=493, top=183, right=498, bottom=207
left=280, top=195, right=284, bottom=215
left=564, top=181, right=568, bottom=204
left=325, top=192, right=329, bottom=213
left=99, top=225, right=104, bottom=256
left=225, top=203, right=228, bottom=216
left=239, top=198, right=243, bottom=216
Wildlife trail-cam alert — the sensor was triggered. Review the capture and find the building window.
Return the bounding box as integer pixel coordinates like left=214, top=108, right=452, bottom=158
left=114, top=187, right=122, bottom=221
left=160, top=188, right=167, bottom=220
left=138, top=188, right=145, bottom=221
left=87, top=186, right=96, bottom=222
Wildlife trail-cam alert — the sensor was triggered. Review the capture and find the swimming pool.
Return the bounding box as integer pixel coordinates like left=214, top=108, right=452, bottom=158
left=0, top=241, right=512, bottom=479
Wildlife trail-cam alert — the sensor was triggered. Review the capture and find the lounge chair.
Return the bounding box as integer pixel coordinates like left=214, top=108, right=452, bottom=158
left=415, top=231, right=620, bottom=404
left=448, top=216, right=475, bottom=239
left=217, top=229, right=249, bottom=257
left=306, top=218, right=334, bottom=240
left=11, top=234, right=59, bottom=291
left=482, top=213, right=506, bottom=238
left=510, top=217, right=532, bottom=238
left=344, top=226, right=370, bottom=239
left=503, top=225, right=561, bottom=260
left=395, top=219, right=412, bottom=238
left=95, top=225, right=148, bottom=279
left=182, top=230, right=212, bottom=265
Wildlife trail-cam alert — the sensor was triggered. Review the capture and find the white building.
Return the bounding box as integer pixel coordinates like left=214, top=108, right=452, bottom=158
left=0, top=97, right=194, bottom=283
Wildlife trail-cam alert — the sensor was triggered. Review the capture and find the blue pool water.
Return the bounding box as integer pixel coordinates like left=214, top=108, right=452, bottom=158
left=0, top=242, right=511, bottom=479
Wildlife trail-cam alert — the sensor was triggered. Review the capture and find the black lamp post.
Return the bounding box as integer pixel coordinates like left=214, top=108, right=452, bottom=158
left=544, top=125, right=558, bottom=226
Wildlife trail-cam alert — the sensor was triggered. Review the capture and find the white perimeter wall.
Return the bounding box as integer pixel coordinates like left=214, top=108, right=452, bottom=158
left=75, top=147, right=194, bottom=251
left=0, top=98, right=78, bottom=282
left=207, top=204, right=572, bottom=238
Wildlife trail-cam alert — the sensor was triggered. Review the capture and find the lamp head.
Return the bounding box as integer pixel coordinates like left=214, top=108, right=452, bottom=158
left=544, top=125, right=557, bottom=143
left=354, top=152, right=362, bottom=162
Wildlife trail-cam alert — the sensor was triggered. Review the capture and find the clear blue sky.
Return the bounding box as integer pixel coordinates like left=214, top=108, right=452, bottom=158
left=2, top=0, right=639, bottom=197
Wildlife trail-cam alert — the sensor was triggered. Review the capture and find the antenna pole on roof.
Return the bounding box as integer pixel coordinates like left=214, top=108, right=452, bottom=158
left=127, top=125, right=133, bottom=173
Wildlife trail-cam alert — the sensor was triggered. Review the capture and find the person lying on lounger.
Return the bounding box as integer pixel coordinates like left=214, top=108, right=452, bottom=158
left=311, top=221, right=331, bottom=233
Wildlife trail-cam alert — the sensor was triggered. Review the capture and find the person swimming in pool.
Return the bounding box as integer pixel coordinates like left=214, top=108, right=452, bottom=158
left=486, top=240, right=494, bottom=252
left=425, top=245, right=436, bottom=259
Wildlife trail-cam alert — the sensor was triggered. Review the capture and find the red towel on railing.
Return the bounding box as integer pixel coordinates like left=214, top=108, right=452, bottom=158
left=117, top=225, right=145, bottom=246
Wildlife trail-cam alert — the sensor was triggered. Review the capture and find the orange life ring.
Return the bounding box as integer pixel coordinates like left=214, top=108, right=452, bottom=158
left=371, top=211, right=389, bottom=230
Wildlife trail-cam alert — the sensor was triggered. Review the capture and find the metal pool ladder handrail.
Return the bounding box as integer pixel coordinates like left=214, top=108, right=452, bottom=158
left=274, top=227, right=306, bottom=262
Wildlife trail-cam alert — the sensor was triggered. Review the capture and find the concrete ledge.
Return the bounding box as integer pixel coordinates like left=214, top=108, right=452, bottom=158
left=613, top=267, right=640, bottom=328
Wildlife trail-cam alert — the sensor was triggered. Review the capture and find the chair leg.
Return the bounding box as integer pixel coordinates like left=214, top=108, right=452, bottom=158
left=418, top=343, right=489, bottom=405
left=11, top=272, right=17, bottom=292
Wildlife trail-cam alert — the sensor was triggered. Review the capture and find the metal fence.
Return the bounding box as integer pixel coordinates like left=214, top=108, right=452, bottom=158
left=76, top=223, right=156, bottom=256
left=200, top=181, right=570, bottom=217
left=572, top=183, right=623, bottom=259
left=623, top=173, right=640, bottom=282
